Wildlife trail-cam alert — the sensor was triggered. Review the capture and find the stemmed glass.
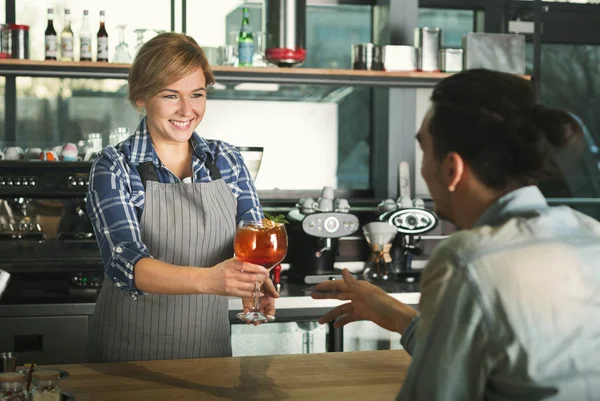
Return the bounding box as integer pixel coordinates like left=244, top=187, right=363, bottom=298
left=113, top=24, right=131, bottom=63
left=234, top=220, right=288, bottom=323
left=133, top=28, right=147, bottom=59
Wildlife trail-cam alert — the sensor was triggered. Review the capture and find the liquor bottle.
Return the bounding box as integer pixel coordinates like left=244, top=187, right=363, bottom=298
left=237, top=7, right=254, bottom=67
left=44, top=8, right=57, bottom=60
left=60, top=9, right=74, bottom=61
left=97, top=10, right=109, bottom=62
left=79, top=10, right=92, bottom=61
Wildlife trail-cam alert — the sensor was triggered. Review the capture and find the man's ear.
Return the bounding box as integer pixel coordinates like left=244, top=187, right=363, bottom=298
left=442, top=152, right=465, bottom=192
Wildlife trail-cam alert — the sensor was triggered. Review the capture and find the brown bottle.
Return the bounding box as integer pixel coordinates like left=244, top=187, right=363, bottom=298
left=44, top=8, right=57, bottom=60
left=96, top=10, right=108, bottom=62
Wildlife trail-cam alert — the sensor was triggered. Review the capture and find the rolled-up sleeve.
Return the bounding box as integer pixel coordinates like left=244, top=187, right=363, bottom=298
left=400, top=314, right=420, bottom=356
left=396, top=240, right=492, bottom=401
left=86, top=148, right=150, bottom=298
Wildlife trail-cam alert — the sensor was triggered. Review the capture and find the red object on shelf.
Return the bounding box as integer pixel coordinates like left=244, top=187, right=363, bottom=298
left=265, top=48, right=306, bottom=65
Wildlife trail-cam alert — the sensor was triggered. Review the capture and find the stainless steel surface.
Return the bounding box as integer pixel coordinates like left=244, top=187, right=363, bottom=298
left=352, top=43, right=383, bottom=70
left=382, top=45, right=417, bottom=72
left=0, top=314, right=89, bottom=365
left=439, top=48, right=463, bottom=72
left=0, top=352, right=18, bottom=373
left=414, top=27, right=441, bottom=72
left=0, top=63, right=447, bottom=88
left=265, top=0, right=306, bottom=66
left=463, top=32, right=526, bottom=74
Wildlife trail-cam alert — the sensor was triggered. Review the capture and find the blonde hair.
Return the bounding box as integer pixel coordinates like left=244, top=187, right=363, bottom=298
left=128, top=32, right=215, bottom=111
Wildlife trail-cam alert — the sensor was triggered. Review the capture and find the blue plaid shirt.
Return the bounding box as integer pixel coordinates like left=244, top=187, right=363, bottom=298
left=86, top=117, right=263, bottom=297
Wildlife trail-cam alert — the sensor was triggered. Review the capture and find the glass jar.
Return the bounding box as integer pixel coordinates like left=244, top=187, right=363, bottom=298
left=30, top=370, right=61, bottom=401
left=0, top=372, right=27, bottom=401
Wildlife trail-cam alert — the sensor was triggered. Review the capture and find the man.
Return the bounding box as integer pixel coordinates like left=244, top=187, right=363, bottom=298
left=313, top=69, right=600, bottom=400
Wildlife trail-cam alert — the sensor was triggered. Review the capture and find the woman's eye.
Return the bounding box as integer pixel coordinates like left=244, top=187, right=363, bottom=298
left=163, top=95, right=177, bottom=99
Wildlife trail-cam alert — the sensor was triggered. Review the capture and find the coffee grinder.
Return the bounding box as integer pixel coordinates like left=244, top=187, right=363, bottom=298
left=286, top=187, right=360, bottom=284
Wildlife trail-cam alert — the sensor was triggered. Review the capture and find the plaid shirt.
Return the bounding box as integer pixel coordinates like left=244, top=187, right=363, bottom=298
left=86, top=117, right=263, bottom=297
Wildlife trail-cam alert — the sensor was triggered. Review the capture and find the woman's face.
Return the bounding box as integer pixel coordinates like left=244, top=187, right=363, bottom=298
left=136, top=68, right=207, bottom=144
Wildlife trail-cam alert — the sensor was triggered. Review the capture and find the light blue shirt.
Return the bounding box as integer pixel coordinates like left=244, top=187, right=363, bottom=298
left=398, top=186, right=600, bottom=401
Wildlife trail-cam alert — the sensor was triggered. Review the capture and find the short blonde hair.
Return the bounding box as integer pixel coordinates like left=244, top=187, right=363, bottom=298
left=128, top=32, right=215, bottom=111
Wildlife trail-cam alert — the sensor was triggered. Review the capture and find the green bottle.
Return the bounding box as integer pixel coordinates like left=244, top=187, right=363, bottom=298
left=238, top=7, right=254, bottom=66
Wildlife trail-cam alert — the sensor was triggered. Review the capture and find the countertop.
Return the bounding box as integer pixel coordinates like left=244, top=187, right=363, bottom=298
left=0, top=280, right=420, bottom=321
left=47, top=349, right=411, bottom=400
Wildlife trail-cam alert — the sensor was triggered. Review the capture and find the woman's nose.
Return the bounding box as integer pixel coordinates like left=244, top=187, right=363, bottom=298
left=178, top=99, right=193, bottom=116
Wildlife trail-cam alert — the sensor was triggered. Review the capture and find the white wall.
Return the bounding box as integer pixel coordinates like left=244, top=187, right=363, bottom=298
left=201, top=100, right=339, bottom=190
left=415, top=88, right=433, bottom=198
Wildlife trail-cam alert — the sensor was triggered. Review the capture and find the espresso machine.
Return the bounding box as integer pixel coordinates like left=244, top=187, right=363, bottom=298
left=0, top=160, right=104, bottom=365
left=286, top=187, right=360, bottom=284
left=376, top=196, right=438, bottom=278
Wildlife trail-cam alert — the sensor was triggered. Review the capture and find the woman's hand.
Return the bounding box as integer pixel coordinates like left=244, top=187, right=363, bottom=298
left=241, top=278, right=280, bottom=325
left=204, top=258, right=269, bottom=298
left=311, top=269, right=417, bottom=334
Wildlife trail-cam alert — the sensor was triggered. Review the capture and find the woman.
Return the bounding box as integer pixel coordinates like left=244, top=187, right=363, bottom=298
left=86, top=33, right=278, bottom=362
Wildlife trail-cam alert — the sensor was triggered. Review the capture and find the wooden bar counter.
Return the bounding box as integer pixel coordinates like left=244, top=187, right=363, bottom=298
left=44, top=350, right=411, bottom=400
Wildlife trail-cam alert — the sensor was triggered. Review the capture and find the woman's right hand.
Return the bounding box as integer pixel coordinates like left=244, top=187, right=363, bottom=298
left=205, top=258, right=269, bottom=297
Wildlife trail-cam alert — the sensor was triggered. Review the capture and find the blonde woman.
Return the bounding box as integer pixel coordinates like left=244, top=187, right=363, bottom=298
left=86, top=33, right=278, bottom=362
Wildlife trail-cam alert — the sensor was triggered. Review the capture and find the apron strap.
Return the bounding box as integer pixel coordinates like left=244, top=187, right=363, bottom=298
left=204, top=156, right=222, bottom=180
left=136, top=157, right=222, bottom=189
left=136, top=162, right=159, bottom=189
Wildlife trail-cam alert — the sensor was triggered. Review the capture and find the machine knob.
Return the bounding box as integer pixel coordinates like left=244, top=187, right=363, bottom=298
left=323, top=216, right=339, bottom=233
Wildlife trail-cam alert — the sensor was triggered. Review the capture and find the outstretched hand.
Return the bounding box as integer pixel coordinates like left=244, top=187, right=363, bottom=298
left=311, top=269, right=417, bottom=334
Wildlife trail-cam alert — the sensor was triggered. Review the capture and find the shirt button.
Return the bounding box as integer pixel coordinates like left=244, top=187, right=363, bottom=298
left=115, top=246, right=123, bottom=254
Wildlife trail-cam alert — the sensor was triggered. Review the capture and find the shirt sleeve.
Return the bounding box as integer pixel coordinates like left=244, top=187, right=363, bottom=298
left=396, top=241, right=492, bottom=401
left=399, top=314, right=420, bottom=356
left=86, top=148, right=150, bottom=299
left=230, top=147, right=264, bottom=223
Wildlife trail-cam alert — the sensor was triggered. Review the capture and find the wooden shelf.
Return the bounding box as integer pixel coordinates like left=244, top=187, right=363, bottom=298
left=0, top=58, right=451, bottom=88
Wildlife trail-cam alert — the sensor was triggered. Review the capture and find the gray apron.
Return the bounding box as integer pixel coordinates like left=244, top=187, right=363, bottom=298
left=87, top=158, right=237, bottom=362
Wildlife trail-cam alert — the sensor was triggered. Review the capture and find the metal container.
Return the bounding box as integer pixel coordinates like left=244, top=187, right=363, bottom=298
left=0, top=25, right=9, bottom=58
left=463, top=32, right=526, bottom=74
left=414, top=27, right=441, bottom=72
left=8, top=24, right=29, bottom=59
left=0, top=269, right=9, bottom=301
left=265, top=0, right=307, bottom=67
left=382, top=45, right=417, bottom=72
left=352, top=43, right=383, bottom=71
left=439, top=48, right=463, bottom=72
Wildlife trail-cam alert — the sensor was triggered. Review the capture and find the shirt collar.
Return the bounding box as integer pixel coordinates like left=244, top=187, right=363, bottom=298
left=473, top=186, right=549, bottom=228
left=128, top=116, right=214, bottom=166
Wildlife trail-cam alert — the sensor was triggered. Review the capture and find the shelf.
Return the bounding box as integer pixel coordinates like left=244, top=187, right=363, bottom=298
left=0, top=59, right=451, bottom=88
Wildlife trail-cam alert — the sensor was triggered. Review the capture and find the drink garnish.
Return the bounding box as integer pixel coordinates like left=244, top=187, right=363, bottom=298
left=263, top=212, right=289, bottom=228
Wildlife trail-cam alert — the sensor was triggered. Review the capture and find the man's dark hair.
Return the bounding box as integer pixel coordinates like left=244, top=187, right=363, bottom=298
left=429, top=69, right=582, bottom=191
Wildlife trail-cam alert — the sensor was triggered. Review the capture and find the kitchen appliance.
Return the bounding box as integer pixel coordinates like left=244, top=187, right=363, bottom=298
left=414, top=27, right=441, bottom=72
left=377, top=197, right=438, bottom=277
left=286, top=187, right=359, bottom=284
left=362, top=222, right=398, bottom=283
left=265, top=0, right=306, bottom=67
left=0, top=160, right=102, bottom=365
left=237, top=146, right=263, bottom=182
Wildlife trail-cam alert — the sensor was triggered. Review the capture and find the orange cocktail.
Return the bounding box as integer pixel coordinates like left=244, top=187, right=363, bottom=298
left=234, top=219, right=288, bottom=323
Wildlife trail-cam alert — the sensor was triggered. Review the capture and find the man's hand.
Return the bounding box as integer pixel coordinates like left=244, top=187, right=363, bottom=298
left=242, top=278, right=280, bottom=325
left=311, top=269, right=417, bottom=334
